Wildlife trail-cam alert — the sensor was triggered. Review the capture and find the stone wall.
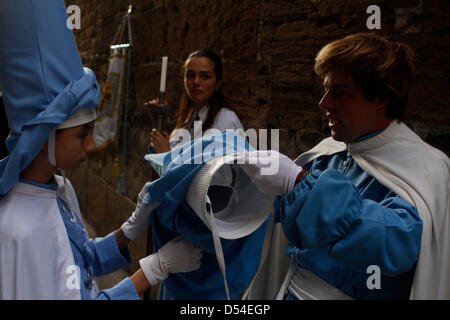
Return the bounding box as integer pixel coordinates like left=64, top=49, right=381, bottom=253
left=66, top=0, right=450, bottom=293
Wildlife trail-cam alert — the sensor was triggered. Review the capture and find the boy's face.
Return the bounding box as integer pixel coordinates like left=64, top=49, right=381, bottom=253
left=54, top=122, right=95, bottom=171
left=318, top=69, right=388, bottom=143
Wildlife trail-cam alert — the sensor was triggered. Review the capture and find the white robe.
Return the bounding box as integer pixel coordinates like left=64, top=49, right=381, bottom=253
left=0, top=176, right=81, bottom=299
left=169, top=106, right=244, bottom=149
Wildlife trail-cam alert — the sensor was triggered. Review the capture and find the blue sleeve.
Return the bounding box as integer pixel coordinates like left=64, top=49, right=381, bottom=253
left=87, top=231, right=133, bottom=277
left=95, top=277, right=140, bottom=300
left=276, top=169, right=423, bottom=276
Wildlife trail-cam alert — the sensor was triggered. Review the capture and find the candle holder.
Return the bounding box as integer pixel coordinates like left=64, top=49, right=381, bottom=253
left=145, top=92, right=176, bottom=132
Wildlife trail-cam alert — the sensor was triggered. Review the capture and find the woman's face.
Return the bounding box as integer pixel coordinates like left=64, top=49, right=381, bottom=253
left=184, top=57, right=222, bottom=109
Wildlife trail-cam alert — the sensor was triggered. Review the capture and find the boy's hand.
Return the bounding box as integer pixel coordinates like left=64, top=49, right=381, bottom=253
left=121, top=183, right=159, bottom=241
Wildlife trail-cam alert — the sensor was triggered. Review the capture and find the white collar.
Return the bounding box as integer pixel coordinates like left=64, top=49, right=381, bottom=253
left=348, top=120, right=399, bottom=154
left=12, top=181, right=57, bottom=199
left=197, top=105, right=209, bottom=122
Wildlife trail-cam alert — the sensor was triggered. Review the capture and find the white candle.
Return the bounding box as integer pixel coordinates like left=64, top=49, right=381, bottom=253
left=160, top=56, right=168, bottom=93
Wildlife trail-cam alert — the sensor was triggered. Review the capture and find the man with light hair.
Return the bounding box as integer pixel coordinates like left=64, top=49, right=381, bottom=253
left=244, top=32, right=449, bottom=299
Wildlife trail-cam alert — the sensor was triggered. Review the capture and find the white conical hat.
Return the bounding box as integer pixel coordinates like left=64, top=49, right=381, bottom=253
left=185, top=152, right=274, bottom=299
left=185, top=153, right=274, bottom=240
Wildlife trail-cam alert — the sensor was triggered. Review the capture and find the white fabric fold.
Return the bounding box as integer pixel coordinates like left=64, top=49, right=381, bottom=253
left=286, top=263, right=353, bottom=300
left=185, top=152, right=275, bottom=299
left=186, top=153, right=274, bottom=239
left=0, top=180, right=81, bottom=299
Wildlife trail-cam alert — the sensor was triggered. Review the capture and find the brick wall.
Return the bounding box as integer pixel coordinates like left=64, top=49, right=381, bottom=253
left=66, top=0, right=450, bottom=281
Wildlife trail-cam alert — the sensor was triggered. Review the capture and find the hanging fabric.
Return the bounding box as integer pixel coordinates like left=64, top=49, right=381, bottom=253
left=92, top=47, right=127, bottom=150
left=92, top=6, right=133, bottom=194
left=185, top=153, right=275, bottom=299
left=143, top=131, right=275, bottom=299
left=93, top=7, right=132, bottom=151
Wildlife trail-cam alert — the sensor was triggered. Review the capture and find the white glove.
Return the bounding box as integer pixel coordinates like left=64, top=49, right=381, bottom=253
left=240, top=150, right=303, bottom=195
left=139, top=235, right=203, bottom=285
left=121, top=183, right=160, bottom=241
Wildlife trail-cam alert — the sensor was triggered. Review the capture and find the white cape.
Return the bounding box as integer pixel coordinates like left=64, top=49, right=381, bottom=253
left=0, top=176, right=81, bottom=299
left=249, top=120, right=449, bottom=299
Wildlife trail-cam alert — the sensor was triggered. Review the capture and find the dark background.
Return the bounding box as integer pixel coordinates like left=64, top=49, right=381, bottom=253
left=0, top=94, right=8, bottom=159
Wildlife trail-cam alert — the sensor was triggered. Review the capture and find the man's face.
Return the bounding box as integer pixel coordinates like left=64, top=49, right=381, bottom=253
left=54, top=122, right=95, bottom=171
left=319, top=69, right=387, bottom=143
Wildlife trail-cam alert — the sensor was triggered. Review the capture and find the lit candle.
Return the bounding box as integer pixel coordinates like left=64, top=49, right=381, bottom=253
left=160, top=56, right=168, bottom=93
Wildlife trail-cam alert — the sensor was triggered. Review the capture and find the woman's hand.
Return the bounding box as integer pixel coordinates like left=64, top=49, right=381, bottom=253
left=150, top=128, right=170, bottom=153
left=147, top=98, right=171, bottom=153
left=147, top=98, right=168, bottom=105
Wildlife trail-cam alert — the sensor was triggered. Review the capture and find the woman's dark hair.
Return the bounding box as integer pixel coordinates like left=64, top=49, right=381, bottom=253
left=174, top=49, right=231, bottom=132
left=314, top=33, right=415, bottom=119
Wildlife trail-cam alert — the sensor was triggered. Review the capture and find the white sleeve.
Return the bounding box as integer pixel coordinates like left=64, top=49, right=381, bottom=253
left=211, top=108, right=244, bottom=131
left=169, top=127, right=192, bottom=150
left=169, top=108, right=244, bottom=150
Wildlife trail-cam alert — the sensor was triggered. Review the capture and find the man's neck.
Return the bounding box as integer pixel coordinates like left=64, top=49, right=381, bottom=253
left=353, top=118, right=392, bottom=143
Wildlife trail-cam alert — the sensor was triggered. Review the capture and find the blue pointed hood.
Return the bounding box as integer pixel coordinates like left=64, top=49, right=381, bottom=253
left=0, top=0, right=100, bottom=194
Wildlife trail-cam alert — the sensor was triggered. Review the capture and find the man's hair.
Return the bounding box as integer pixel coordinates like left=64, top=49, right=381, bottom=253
left=314, top=32, right=415, bottom=119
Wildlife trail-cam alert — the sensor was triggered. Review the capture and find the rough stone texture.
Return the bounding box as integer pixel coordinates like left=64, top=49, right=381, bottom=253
left=64, top=0, right=450, bottom=296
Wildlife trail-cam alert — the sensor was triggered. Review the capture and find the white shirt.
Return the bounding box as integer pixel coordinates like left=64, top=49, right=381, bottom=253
left=169, top=106, right=244, bottom=149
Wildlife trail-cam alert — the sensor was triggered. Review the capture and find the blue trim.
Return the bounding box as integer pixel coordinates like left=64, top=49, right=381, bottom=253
left=19, top=177, right=57, bottom=190
left=356, top=127, right=386, bottom=142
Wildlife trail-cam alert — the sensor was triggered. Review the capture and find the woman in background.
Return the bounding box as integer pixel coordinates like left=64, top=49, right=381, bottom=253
left=149, top=49, right=244, bottom=153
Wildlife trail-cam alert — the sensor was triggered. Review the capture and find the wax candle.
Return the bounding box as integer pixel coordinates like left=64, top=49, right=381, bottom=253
left=160, top=56, right=168, bottom=93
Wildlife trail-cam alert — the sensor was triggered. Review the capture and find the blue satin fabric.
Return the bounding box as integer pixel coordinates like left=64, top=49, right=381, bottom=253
left=277, top=150, right=422, bottom=299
